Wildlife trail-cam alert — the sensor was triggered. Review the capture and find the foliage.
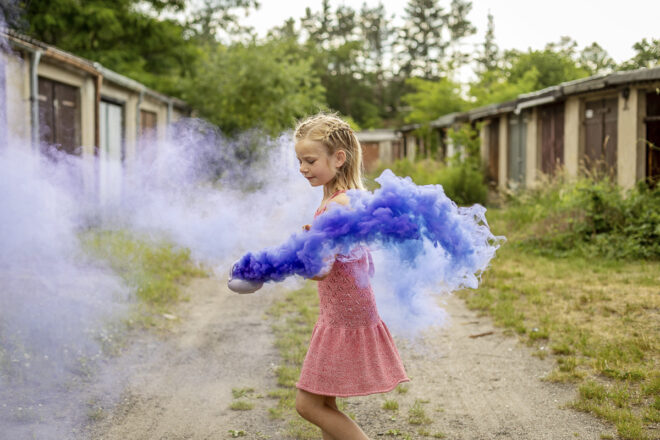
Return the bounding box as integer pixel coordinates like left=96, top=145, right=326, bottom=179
left=80, top=229, right=207, bottom=308
left=498, top=170, right=660, bottom=260
left=182, top=38, right=325, bottom=136
left=402, top=77, right=465, bottom=124
left=619, top=38, right=660, bottom=70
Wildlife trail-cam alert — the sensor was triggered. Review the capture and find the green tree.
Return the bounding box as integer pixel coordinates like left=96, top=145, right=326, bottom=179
left=402, top=77, right=465, bottom=124
left=578, top=42, right=616, bottom=75
left=182, top=39, right=325, bottom=136
left=398, top=0, right=474, bottom=79
left=619, top=38, right=660, bottom=70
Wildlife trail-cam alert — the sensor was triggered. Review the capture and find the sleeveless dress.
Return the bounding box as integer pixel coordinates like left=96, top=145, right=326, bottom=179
left=296, top=190, right=410, bottom=397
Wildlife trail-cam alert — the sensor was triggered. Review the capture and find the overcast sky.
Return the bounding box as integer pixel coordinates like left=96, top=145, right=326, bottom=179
left=243, top=0, right=659, bottom=65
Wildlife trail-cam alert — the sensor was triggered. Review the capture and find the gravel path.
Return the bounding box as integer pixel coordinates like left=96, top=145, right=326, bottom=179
left=87, top=278, right=614, bottom=440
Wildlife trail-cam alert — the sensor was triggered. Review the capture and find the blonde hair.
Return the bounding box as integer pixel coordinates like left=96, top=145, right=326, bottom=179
left=294, top=112, right=365, bottom=197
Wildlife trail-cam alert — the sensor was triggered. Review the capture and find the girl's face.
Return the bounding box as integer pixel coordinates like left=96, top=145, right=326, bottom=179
left=295, top=139, right=345, bottom=188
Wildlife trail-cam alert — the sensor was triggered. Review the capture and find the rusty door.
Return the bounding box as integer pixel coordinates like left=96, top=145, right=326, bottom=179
left=488, top=118, right=499, bottom=185
left=38, top=77, right=80, bottom=155
left=539, top=102, right=565, bottom=176
left=584, top=97, right=617, bottom=178
left=646, top=92, right=660, bottom=187
left=508, top=111, right=527, bottom=186
left=140, top=110, right=157, bottom=144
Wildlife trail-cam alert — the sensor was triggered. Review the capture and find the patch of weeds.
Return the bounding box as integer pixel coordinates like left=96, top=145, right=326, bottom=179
left=228, top=429, right=247, bottom=437
left=382, top=400, right=399, bottom=411
left=232, top=387, right=255, bottom=399
left=80, top=229, right=207, bottom=312
left=408, top=399, right=432, bottom=425
left=229, top=400, right=254, bottom=411
left=396, top=384, right=409, bottom=394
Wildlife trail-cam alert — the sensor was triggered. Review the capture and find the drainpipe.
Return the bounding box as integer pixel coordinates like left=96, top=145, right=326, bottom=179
left=29, top=49, right=42, bottom=150
left=166, top=99, right=172, bottom=140
left=136, top=89, right=143, bottom=143
left=94, top=74, right=102, bottom=156
left=0, top=51, right=7, bottom=148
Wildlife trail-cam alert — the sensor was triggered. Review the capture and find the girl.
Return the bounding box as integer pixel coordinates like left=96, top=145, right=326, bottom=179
left=293, top=113, right=410, bottom=440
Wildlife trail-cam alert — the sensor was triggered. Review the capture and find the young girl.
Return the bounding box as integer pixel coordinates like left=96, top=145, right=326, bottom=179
left=293, top=113, right=410, bottom=440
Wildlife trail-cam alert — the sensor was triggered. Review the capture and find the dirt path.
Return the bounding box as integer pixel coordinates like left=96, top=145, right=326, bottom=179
left=88, top=278, right=613, bottom=440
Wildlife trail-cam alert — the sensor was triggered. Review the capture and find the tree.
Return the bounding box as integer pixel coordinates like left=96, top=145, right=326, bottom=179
left=182, top=39, right=325, bottom=136
left=578, top=42, right=616, bottom=75
left=402, top=77, right=465, bottom=124
left=397, top=0, right=475, bottom=79
left=398, top=0, right=447, bottom=79
left=474, top=12, right=499, bottom=74
left=620, top=38, right=660, bottom=70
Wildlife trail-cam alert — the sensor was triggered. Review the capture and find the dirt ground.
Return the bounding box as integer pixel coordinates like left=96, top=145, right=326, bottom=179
left=87, top=277, right=615, bottom=440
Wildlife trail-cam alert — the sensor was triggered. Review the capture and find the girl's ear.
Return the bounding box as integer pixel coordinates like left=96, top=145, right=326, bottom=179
left=335, top=150, right=347, bottom=168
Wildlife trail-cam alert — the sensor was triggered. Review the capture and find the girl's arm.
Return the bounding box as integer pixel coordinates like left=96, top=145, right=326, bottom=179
left=306, top=194, right=350, bottom=281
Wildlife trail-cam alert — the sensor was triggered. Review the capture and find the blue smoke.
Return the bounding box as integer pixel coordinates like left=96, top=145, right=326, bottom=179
left=232, top=170, right=505, bottom=300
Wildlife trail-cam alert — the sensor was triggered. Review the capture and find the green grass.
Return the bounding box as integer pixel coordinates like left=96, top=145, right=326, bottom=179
left=408, top=399, right=432, bottom=426
left=457, top=212, right=659, bottom=440
left=383, top=399, right=399, bottom=411
left=229, top=400, right=254, bottom=411
left=80, top=229, right=207, bottom=321
left=232, top=387, right=255, bottom=399
left=266, top=282, right=321, bottom=439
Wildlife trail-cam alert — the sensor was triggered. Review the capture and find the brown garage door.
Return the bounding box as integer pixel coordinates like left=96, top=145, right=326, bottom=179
left=646, top=92, right=660, bottom=188
left=539, top=102, right=564, bottom=177
left=38, top=77, right=81, bottom=155
left=583, top=97, right=617, bottom=178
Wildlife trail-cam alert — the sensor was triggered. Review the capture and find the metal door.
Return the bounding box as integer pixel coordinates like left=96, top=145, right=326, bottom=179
left=488, top=118, right=499, bottom=185
left=508, top=112, right=527, bottom=185
left=99, top=100, right=124, bottom=205
left=540, top=102, right=564, bottom=176
left=38, top=77, right=80, bottom=155
left=646, top=92, right=660, bottom=187
left=584, top=97, right=617, bottom=178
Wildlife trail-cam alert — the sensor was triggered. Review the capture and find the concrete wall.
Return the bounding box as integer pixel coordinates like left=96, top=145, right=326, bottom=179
left=564, top=96, right=581, bottom=181
left=498, top=115, right=508, bottom=189
left=525, top=107, right=539, bottom=187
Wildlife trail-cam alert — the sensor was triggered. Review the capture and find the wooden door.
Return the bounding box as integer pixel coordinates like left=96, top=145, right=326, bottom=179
left=508, top=112, right=527, bottom=185
left=646, top=92, right=660, bottom=187
left=488, top=118, right=499, bottom=185
left=540, top=102, right=565, bottom=176
left=38, top=77, right=80, bottom=156
left=584, top=97, right=617, bottom=178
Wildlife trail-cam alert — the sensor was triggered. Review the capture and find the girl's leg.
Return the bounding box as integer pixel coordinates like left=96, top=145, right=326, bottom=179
left=295, top=389, right=369, bottom=440
left=321, top=396, right=338, bottom=440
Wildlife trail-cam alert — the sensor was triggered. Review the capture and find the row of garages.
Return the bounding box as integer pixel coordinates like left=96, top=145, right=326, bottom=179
left=396, top=67, right=660, bottom=191
left=0, top=29, right=190, bottom=203
left=2, top=30, right=659, bottom=194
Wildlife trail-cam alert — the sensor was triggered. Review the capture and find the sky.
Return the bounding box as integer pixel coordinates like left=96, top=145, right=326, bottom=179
left=242, top=0, right=659, bottom=65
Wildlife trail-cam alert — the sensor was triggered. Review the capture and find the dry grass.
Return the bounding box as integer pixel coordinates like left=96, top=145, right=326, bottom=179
left=457, top=242, right=660, bottom=440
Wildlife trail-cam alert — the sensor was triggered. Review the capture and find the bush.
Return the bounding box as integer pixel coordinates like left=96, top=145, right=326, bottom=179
left=498, top=170, right=660, bottom=260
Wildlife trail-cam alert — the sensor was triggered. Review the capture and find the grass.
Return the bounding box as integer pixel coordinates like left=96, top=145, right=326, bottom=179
left=266, top=282, right=321, bottom=439
left=79, top=229, right=207, bottom=325
left=383, top=399, right=399, bottom=411
left=456, top=209, right=659, bottom=440
left=229, top=400, right=254, bottom=411
left=408, top=399, right=432, bottom=426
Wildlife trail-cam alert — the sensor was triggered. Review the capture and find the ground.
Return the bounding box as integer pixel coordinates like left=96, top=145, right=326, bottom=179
left=87, top=277, right=614, bottom=440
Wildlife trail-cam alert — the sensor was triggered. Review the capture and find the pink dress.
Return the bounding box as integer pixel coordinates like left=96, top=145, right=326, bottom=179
left=296, top=191, right=410, bottom=397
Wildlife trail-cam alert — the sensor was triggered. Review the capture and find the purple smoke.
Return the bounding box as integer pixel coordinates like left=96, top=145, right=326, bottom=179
left=232, top=170, right=505, bottom=301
